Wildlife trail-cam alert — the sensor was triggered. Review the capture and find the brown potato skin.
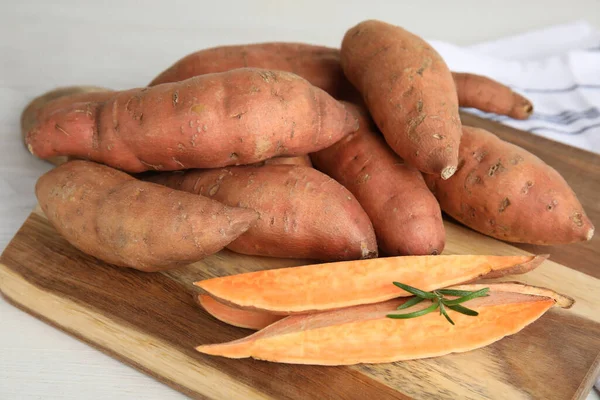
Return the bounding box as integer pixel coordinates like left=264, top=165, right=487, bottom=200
left=149, top=42, right=355, bottom=99
left=453, top=73, right=533, bottom=119
left=312, top=104, right=445, bottom=255
left=341, top=20, right=462, bottom=179
left=25, top=68, right=358, bottom=172
left=424, top=126, right=594, bottom=244
left=36, top=160, right=258, bottom=271
left=147, top=165, right=378, bottom=261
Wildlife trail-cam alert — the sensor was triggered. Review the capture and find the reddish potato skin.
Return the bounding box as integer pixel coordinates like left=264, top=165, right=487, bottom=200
left=147, top=165, right=378, bottom=261
left=424, top=126, right=594, bottom=244
left=26, top=68, right=358, bottom=173
left=341, top=20, right=461, bottom=179
left=149, top=42, right=355, bottom=99
left=261, top=155, right=312, bottom=167
left=312, top=104, right=445, bottom=255
left=21, top=86, right=114, bottom=166
left=453, top=73, right=533, bottom=119
left=36, top=160, right=258, bottom=271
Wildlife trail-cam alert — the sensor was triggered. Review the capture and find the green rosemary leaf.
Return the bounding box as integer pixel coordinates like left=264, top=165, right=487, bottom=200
left=440, top=304, right=455, bottom=325
left=387, top=301, right=439, bottom=319
left=396, top=296, right=425, bottom=310
left=393, top=282, right=437, bottom=299
left=442, top=288, right=490, bottom=305
left=446, top=304, right=479, bottom=316
left=438, top=288, right=482, bottom=297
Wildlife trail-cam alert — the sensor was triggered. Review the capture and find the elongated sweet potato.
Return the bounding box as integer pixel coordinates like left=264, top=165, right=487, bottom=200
left=341, top=20, right=462, bottom=179
left=453, top=73, right=533, bottom=119
left=424, top=126, right=594, bottom=244
left=312, top=103, right=445, bottom=256
left=196, top=254, right=546, bottom=313
left=196, top=281, right=572, bottom=332
left=25, top=68, right=357, bottom=173
left=21, top=86, right=113, bottom=166
left=149, top=42, right=523, bottom=116
left=197, top=283, right=567, bottom=364
left=198, top=294, right=282, bottom=330
left=36, top=160, right=258, bottom=271
left=147, top=165, right=377, bottom=260
left=149, top=42, right=353, bottom=98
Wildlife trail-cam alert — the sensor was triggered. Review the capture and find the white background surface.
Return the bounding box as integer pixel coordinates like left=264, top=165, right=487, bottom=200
left=1, top=1, right=599, bottom=399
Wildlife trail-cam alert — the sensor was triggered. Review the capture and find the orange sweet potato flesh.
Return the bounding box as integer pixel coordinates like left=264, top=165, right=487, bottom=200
left=149, top=42, right=354, bottom=99
left=341, top=20, right=462, bottom=179
left=25, top=68, right=357, bottom=173
left=424, top=126, right=594, bottom=244
left=453, top=73, right=533, bottom=119
left=196, top=281, right=569, bottom=332
left=196, top=286, right=560, bottom=365
left=147, top=165, right=378, bottom=260
left=312, top=103, right=445, bottom=256
left=196, top=254, right=546, bottom=314
left=198, top=294, right=282, bottom=330
left=36, top=160, right=258, bottom=272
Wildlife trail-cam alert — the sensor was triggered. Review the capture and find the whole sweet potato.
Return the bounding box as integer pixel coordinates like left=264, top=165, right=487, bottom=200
left=424, top=126, right=594, bottom=244
left=36, top=160, right=258, bottom=271
left=149, top=42, right=353, bottom=98
left=341, top=20, right=462, bottom=179
left=25, top=68, right=357, bottom=172
left=312, top=104, right=445, bottom=255
left=453, top=73, right=533, bottom=120
left=147, top=165, right=378, bottom=261
left=149, top=42, right=532, bottom=118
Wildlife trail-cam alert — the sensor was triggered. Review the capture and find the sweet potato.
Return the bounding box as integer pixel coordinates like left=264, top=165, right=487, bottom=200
left=196, top=283, right=567, bottom=365
left=196, top=254, right=546, bottom=313
left=341, top=20, right=462, bottom=179
left=453, top=73, right=533, bottom=119
left=312, top=103, right=445, bottom=256
left=149, top=42, right=353, bottom=99
left=147, top=165, right=378, bottom=260
left=198, top=294, right=282, bottom=330
left=21, top=86, right=113, bottom=166
left=36, top=160, right=258, bottom=271
left=25, top=68, right=358, bottom=173
left=424, top=126, right=594, bottom=244
left=149, top=42, right=522, bottom=116
left=196, top=281, right=572, bottom=332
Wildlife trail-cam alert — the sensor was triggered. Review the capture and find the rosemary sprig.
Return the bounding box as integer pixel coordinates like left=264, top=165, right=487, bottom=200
left=387, top=282, right=490, bottom=325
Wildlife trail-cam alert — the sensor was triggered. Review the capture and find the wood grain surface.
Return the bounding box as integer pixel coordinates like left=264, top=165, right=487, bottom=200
left=1, top=115, right=599, bottom=399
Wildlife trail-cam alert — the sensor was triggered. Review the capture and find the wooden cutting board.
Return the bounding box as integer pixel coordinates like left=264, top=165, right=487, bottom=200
left=1, top=115, right=599, bottom=400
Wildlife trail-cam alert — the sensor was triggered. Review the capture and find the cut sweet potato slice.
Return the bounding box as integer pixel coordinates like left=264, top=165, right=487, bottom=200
left=198, top=294, right=283, bottom=330
left=447, top=282, right=574, bottom=309
left=195, top=255, right=547, bottom=314
left=197, top=284, right=566, bottom=365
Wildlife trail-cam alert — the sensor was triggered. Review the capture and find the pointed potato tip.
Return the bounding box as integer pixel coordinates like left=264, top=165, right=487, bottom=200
left=441, top=165, right=457, bottom=180
left=586, top=226, right=594, bottom=241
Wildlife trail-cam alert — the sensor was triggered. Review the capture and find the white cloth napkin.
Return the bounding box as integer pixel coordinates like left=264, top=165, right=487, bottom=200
left=429, top=21, right=600, bottom=155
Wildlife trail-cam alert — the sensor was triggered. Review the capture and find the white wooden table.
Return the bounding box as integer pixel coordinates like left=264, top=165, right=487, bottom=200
left=1, top=1, right=599, bottom=398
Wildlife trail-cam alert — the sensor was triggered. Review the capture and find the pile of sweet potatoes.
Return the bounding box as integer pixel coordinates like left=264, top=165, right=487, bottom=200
left=24, top=19, right=593, bottom=272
